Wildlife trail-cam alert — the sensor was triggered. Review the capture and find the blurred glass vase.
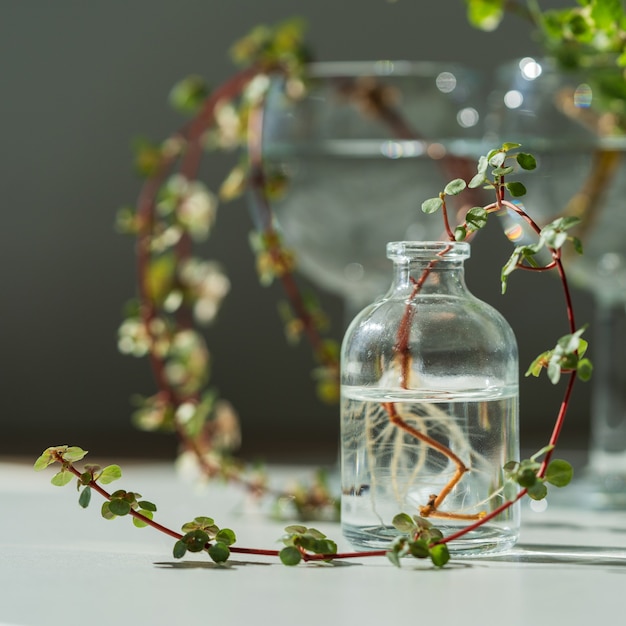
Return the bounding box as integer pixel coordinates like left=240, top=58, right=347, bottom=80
left=256, top=60, right=486, bottom=319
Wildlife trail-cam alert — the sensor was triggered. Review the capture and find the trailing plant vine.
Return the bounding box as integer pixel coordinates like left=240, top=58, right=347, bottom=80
left=37, top=142, right=586, bottom=568
left=115, top=20, right=341, bottom=515
left=37, top=1, right=622, bottom=568
left=114, top=19, right=483, bottom=515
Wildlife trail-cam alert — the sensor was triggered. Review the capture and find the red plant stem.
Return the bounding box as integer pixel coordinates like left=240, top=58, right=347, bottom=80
left=393, top=245, right=452, bottom=386
left=246, top=96, right=339, bottom=370
left=63, top=462, right=184, bottom=542
left=62, top=459, right=385, bottom=562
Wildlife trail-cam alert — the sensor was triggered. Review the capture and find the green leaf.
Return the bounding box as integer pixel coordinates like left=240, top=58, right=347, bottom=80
left=577, top=358, right=593, bottom=381
left=505, top=181, right=527, bottom=197
left=101, top=501, right=116, bottom=520
left=133, top=510, right=154, bottom=528
left=468, top=172, right=486, bottom=189
left=525, top=350, right=551, bottom=378
left=386, top=549, right=402, bottom=568
left=138, top=500, right=157, bottom=512
left=408, top=539, right=430, bottom=559
left=465, top=206, right=488, bottom=231
left=78, top=486, right=92, bottom=508
left=545, top=459, right=573, bottom=487
left=526, top=480, right=548, bottom=501
left=466, top=0, right=505, bottom=31
left=491, top=165, right=514, bottom=176
left=99, top=465, right=122, bottom=484
left=444, top=178, right=467, bottom=196
left=516, top=152, right=537, bottom=170
left=421, top=197, right=443, bottom=214
left=108, top=498, right=132, bottom=516
left=208, top=542, right=230, bottom=564
left=182, top=530, right=209, bottom=553
left=173, top=540, right=187, bottom=559
left=392, top=512, right=417, bottom=533
left=61, top=447, right=88, bottom=463
left=145, top=254, right=176, bottom=304
left=51, top=470, right=73, bottom=487
left=489, top=151, right=506, bottom=167
left=284, top=524, right=307, bottom=535
left=169, top=75, right=209, bottom=115
left=314, top=539, right=337, bottom=556
left=193, top=516, right=216, bottom=527
left=304, top=528, right=326, bottom=540
left=503, top=460, right=519, bottom=472
left=33, top=449, right=56, bottom=471
left=547, top=359, right=562, bottom=385
left=280, top=546, right=302, bottom=566
left=215, top=528, right=237, bottom=546
left=79, top=471, right=93, bottom=486
left=454, top=225, right=468, bottom=241
left=429, top=543, right=450, bottom=568
left=501, top=142, right=521, bottom=151
left=517, top=467, right=538, bottom=488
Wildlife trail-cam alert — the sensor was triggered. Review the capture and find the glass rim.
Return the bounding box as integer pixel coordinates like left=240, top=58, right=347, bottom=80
left=303, top=60, right=479, bottom=79
left=386, top=240, right=470, bottom=261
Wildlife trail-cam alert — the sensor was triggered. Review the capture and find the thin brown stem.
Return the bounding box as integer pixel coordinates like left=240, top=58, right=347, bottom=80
left=393, top=245, right=452, bottom=387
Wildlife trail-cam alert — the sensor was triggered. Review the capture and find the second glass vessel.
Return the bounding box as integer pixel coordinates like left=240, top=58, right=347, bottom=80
left=340, top=241, right=520, bottom=555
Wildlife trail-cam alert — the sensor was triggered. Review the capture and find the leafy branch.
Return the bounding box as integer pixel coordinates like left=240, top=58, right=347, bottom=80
left=467, top=0, right=626, bottom=68
left=34, top=441, right=572, bottom=569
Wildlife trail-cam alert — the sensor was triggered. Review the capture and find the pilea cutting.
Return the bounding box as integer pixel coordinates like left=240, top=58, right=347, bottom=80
left=36, top=142, right=589, bottom=568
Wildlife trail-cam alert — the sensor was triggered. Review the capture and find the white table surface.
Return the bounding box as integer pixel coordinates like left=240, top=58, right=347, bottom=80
left=2, top=458, right=626, bottom=626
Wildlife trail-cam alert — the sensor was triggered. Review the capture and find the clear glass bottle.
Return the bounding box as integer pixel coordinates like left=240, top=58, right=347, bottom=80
left=340, top=241, right=519, bottom=555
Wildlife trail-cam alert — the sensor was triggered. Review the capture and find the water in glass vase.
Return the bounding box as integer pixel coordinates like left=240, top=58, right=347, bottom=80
left=341, top=385, right=520, bottom=556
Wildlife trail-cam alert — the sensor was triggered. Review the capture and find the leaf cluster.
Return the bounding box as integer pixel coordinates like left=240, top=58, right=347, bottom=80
left=279, top=525, right=337, bottom=566
left=501, top=216, right=583, bottom=293
left=421, top=143, right=536, bottom=242
left=100, top=490, right=158, bottom=529
left=467, top=0, right=626, bottom=66
left=504, top=446, right=573, bottom=500
left=173, top=517, right=237, bottom=564
left=526, top=326, right=593, bottom=384
left=387, top=514, right=450, bottom=568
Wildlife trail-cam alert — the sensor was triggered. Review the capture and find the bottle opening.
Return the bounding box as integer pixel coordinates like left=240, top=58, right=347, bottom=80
left=386, top=240, right=471, bottom=261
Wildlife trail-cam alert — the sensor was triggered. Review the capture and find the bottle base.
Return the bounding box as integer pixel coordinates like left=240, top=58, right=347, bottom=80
left=342, top=522, right=519, bottom=557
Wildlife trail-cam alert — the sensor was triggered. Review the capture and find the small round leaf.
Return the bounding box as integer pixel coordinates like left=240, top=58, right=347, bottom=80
left=183, top=530, right=209, bottom=553
left=215, top=528, right=236, bottom=546
left=408, top=539, right=430, bottom=559
left=392, top=513, right=416, bottom=533
left=78, top=486, right=92, bottom=509
left=173, top=540, right=187, bottom=559
left=51, top=470, right=73, bottom=487
left=279, top=546, right=302, bottom=566
left=429, top=544, right=450, bottom=567
left=99, top=465, right=122, bottom=485
left=443, top=178, right=466, bottom=196
left=133, top=510, right=154, bottom=528
left=544, top=459, right=573, bottom=488
left=516, top=152, right=537, bottom=170
left=208, top=542, right=230, bottom=564
left=421, top=197, right=443, bottom=214
left=527, top=480, right=548, bottom=501
left=108, top=498, right=132, bottom=516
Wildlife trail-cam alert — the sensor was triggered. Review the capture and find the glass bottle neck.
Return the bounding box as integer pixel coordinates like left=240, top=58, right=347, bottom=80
left=386, top=241, right=470, bottom=296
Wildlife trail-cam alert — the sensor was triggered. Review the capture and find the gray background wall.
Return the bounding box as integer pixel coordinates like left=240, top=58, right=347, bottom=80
left=2, top=0, right=591, bottom=461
